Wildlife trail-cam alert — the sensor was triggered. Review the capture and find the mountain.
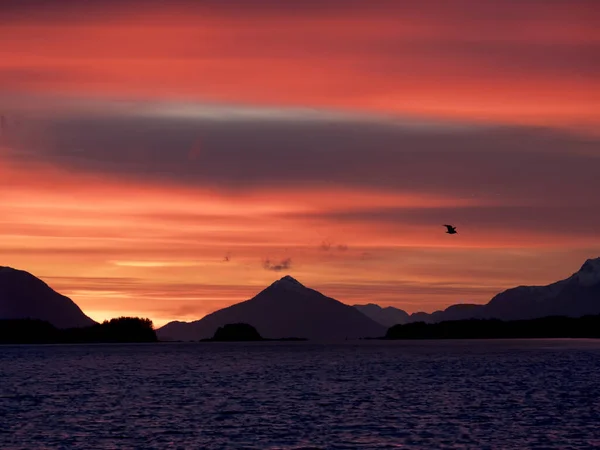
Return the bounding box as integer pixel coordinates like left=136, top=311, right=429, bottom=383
left=481, top=257, right=600, bottom=320
left=405, top=257, right=600, bottom=323
left=409, top=304, right=485, bottom=323
left=0, top=266, right=96, bottom=328
left=353, top=303, right=410, bottom=327
left=157, top=275, right=386, bottom=341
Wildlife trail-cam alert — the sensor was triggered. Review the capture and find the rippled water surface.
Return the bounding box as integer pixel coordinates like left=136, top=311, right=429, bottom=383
left=1, top=340, right=600, bottom=449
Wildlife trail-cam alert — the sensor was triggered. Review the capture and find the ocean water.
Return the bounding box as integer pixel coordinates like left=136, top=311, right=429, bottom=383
left=1, top=340, right=599, bottom=449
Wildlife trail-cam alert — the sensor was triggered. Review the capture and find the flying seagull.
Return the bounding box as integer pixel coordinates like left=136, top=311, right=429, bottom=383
left=443, top=224, right=457, bottom=234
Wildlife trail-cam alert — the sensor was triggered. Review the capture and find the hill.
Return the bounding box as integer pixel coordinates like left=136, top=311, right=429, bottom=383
left=157, top=275, right=386, bottom=341
left=0, top=266, right=96, bottom=328
left=353, top=303, right=410, bottom=327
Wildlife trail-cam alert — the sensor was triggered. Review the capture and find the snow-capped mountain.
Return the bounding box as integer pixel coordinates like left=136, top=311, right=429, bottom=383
left=157, top=275, right=386, bottom=341
left=0, top=266, right=96, bottom=328
left=570, top=258, right=600, bottom=287
left=405, top=257, right=600, bottom=323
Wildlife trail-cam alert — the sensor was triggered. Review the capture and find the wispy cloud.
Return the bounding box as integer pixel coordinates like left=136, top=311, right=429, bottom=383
left=111, top=260, right=202, bottom=268
left=263, top=258, right=292, bottom=272
left=320, top=240, right=349, bottom=252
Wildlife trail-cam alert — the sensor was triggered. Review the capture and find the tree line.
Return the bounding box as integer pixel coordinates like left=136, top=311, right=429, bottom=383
left=384, top=315, right=600, bottom=339
left=0, top=317, right=157, bottom=344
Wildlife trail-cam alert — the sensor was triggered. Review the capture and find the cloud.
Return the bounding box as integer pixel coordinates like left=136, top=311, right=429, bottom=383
left=320, top=240, right=332, bottom=251
left=320, top=240, right=348, bottom=252
left=1, top=96, right=598, bottom=252
left=299, top=205, right=600, bottom=237
left=1, top=1, right=597, bottom=127
left=263, top=257, right=292, bottom=272
left=3, top=97, right=598, bottom=209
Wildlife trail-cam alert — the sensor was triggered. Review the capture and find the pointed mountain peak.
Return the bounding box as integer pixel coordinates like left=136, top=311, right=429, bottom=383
left=280, top=274, right=301, bottom=282
left=579, top=257, right=600, bottom=273
left=570, top=257, right=600, bottom=287
left=272, top=275, right=305, bottom=288
left=261, top=275, right=310, bottom=296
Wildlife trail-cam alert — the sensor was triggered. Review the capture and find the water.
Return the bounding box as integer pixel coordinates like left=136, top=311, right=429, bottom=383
left=1, top=340, right=600, bottom=449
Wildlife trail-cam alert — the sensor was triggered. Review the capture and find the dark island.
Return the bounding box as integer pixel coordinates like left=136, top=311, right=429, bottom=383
left=0, top=317, right=157, bottom=344
left=213, top=323, right=263, bottom=341
left=383, top=315, right=600, bottom=340
left=200, top=323, right=307, bottom=342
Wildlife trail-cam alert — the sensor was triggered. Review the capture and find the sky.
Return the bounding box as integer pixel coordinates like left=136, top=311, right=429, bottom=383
left=1, top=0, right=599, bottom=327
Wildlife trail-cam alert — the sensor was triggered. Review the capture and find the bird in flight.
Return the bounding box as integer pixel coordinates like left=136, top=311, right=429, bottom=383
left=443, top=224, right=457, bottom=234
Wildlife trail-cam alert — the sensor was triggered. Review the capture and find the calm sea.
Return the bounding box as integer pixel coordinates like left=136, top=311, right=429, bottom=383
left=1, top=340, right=599, bottom=449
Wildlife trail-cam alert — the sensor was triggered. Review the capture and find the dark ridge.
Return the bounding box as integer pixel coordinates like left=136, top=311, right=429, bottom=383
left=0, top=317, right=157, bottom=344
left=0, top=266, right=96, bottom=328
left=383, top=315, right=600, bottom=340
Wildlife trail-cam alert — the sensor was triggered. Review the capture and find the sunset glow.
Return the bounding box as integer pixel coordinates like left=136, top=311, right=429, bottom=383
left=1, top=0, right=598, bottom=326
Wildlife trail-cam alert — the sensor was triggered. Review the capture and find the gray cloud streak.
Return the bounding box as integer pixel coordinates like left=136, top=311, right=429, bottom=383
left=4, top=99, right=599, bottom=210
left=295, top=205, right=600, bottom=237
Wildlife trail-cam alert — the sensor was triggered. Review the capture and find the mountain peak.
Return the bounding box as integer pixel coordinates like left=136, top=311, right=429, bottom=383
left=579, top=257, right=600, bottom=273
left=158, top=275, right=385, bottom=341
left=0, top=266, right=96, bottom=328
left=354, top=303, right=410, bottom=327
left=573, top=257, right=600, bottom=287
left=273, top=275, right=305, bottom=287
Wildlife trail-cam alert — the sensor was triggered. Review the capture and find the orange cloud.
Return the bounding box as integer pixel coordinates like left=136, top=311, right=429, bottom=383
left=0, top=1, right=598, bottom=128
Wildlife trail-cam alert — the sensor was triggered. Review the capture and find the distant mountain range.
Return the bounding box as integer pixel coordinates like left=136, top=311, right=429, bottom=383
left=0, top=266, right=96, bottom=328
left=355, top=257, right=600, bottom=326
left=157, top=276, right=386, bottom=341
left=353, top=304, right=410, bottom=327
left=2, top=257, right=599, bottom=340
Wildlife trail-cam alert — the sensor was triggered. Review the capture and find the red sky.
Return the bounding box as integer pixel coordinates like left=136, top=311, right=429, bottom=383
left=1, top=0, right=599, bottom=326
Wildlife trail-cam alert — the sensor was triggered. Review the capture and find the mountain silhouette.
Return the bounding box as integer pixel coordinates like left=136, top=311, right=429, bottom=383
left=480, top=257, right=600, bottom=320
left=0, top=266, right=96, bottom=328
left=390, top=257, right=600, bottom=324
left=157, top=275, right=386, bottom=341
left=353, top=303, right=410, bottom=327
